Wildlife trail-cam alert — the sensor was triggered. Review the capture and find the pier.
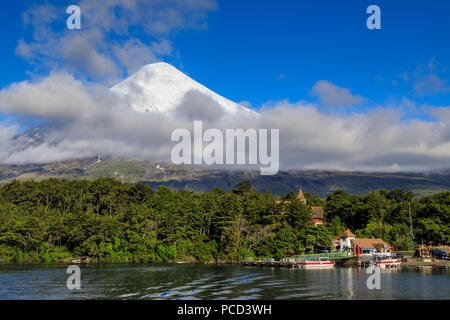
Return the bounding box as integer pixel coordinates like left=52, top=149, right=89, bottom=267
left=241, top=252, right=357, bottom=268
left=401, top=258, right=450, bottom=268
left=241, top=260, right=297, bottom=268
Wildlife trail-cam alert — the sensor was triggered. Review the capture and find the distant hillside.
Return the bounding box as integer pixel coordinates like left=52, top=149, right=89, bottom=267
left=0, top=158, right=449, bottom=197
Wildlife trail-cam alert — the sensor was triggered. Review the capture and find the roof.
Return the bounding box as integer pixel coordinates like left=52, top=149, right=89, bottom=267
left=311, top=206, right=324, bottom=219
left=339, top=229, right=356, bottom=238
left=297, top=188, right=305, bottom=200
left=355, top=238, right=389, bottom=249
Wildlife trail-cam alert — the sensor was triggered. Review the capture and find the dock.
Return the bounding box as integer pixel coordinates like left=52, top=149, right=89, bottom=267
left=401, top=258, right=450, bottom=268
left=240, top=255, right=450, bottom=269
left=241, top=260, right=297, bottom=268
left=241, top=252, right=357, bottom=268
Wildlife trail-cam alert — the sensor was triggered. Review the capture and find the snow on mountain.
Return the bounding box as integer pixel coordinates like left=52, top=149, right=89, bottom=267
left=11, top=62, right=256, bottom=156
left=111, top=62, right=255, bottom=116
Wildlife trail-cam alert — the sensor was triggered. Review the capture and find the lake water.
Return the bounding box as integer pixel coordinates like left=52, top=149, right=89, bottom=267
left=0, top=264, right=448, bottom=300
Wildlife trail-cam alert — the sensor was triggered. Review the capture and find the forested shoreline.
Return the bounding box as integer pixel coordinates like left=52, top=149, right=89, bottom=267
left=0, top=178, right=448, bottom=263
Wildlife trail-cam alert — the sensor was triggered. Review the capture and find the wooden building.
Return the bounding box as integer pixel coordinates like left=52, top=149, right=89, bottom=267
left=339, top=228, right=393, bottom=256
left=275, top=187, right=324, bottom=225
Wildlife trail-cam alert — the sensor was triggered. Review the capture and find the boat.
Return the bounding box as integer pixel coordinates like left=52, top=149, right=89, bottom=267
left=373, top=255, right=402, bottom=268
left=296, top=256, right=335, bottom=269
left=357, top=257, right=374, bottom=267
left=357, top=253, right=402, bottom=268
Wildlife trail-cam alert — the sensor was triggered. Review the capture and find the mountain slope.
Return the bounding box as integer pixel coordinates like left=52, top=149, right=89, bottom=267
left=0, top=158, right=448, bottom=197
left=111, top=62, right=254, bottom=115
left=11, top=62, right=256, bottom=155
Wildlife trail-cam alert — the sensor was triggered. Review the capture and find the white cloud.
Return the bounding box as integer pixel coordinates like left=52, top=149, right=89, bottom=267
left=260, top=101, right=450, bottom=171
left=311, top=80, right=365, bottom=107
left=0, top=73, right=449, bottom=172
left=239, top=101, right=252, bottom=108
left=15, top=0, right=217, bottom=83
left=414, top=74, right=450, bottom=96
left=112, top=39, right=172, bottom=75
left=60, top=31, right=120, bottom=81
left=400, top=58, right=450, bottom=97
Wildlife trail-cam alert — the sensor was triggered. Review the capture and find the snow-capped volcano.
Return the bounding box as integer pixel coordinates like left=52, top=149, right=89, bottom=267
left=12, top=62, right=256, bottom=153
left=111, top=62, right=254, bottom=115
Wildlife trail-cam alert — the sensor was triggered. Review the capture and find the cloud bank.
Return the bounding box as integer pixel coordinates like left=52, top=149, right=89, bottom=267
left=0, top=73, right=449, bottom=172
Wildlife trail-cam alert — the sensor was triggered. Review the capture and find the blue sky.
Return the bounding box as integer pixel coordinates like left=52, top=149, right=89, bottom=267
left=1, top=0, right=449, bottom=112
left=175, top=0, right=450, bottom=109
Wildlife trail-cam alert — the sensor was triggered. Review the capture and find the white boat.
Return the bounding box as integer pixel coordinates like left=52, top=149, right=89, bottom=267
left=373, top=255, right=402, bottom=268
left=297, top=256, right=335, bottom=269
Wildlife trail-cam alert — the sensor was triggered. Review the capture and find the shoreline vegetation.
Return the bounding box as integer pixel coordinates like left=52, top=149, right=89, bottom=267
left=0, top=178, right=448, bottom=264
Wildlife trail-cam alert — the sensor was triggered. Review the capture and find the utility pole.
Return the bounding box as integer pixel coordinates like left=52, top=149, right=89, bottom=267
left=409, top=201, right=414, bottom=251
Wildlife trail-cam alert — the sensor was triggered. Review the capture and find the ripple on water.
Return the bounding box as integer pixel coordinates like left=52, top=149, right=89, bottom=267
left=173, top=289, right=203, bottom=297
left=173, top=296, right=201, bottom=300
left=231, top=295, right=262, bottom=300
left=140, top=292, right=162, bottom=299
left=146, top=285, right=163, bottom=290
left=275, top=292, right=325, bottom=300
left=170, top=285, right=193, bottom=291
left=118, top=292, right=141, bottom=298
left=242, top=288, right=262, bottom=294
left=211, top=289, right=233, bottom=296
left=258, top=280, right=289, bottom=287
left=159, top=292, right=172, bottom=297
left=244, top=275, right=271, bottom=281
left=1, top=264, right=448, bottom=300
left=196, top=283, right=217, bottom=289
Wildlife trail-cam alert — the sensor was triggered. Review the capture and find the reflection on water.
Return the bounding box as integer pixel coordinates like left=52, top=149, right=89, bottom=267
left=0, top=264, right=448, bottom=300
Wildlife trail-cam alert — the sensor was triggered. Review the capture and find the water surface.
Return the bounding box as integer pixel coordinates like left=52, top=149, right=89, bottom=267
left=0, top=264, right=448, bottom=300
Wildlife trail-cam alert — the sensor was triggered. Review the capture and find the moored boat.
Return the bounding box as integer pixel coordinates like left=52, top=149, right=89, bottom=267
left=374, top=255, right=402, bottom=268
left=297, top=256, right=335, bottom=269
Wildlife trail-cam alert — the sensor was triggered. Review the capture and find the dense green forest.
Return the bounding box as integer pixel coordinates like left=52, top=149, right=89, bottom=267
left=0, top=178, right=448, bottom=263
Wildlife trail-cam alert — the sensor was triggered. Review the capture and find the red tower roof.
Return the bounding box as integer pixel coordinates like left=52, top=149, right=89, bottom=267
left=297, top=188, right=305, bottom=200
left=339, top=229, right=356, bottom=238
